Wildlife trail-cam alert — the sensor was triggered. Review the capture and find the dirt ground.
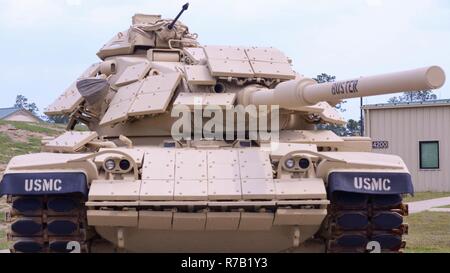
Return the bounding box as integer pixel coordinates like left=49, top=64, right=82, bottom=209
left=0, top=124, right=50, bottom=143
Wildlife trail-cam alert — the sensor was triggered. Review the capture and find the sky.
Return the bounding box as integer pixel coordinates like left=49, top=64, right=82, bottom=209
left=0, top=0, right=449, bottom=120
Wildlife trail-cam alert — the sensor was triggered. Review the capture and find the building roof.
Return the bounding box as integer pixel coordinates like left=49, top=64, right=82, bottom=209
left=362, top=99, right=450, bottom=110
left=0, top=107, right=41, bottom=121
left=0, top=107, right=22, bottom=119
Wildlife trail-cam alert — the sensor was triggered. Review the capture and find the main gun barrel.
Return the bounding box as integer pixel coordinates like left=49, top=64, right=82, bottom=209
left=243, top=66, right=446, bottom=109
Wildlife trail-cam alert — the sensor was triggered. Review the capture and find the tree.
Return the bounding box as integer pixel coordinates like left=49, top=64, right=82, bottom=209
left=14, top=94, right=39, bottom=114
left=388, top=90, right=437, bottom=103
left=346, top=119, right=362, bottom=136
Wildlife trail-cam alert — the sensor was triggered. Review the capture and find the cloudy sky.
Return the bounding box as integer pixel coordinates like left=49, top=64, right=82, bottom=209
left=0, top=0, right=449, bottom=120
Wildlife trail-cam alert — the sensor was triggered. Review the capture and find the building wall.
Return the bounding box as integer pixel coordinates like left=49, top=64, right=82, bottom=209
left=365, top=105, right=450, bottom=192
left=3, top=111, right=40, bottom=123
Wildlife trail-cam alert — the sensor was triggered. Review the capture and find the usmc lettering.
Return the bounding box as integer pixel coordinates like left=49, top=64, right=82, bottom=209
left=331, top=80, right=359, bottom=96
left=25, top=179, right=63, bottom=192
left=353, top=177, right=391, bottom=192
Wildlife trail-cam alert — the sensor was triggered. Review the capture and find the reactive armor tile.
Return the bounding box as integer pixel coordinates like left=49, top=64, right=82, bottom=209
left=174, top=180, right=208, bottom=201
left=242, top=179, right=276, bottom=200
left=204, top=45, right=248, bottom=61
left=238, top=150, right=273, bottom=179
left=142, top=149, right=176, bottom=180
left=207, top=59, right=254, bottom=78
left=245, top=47, right=290, bottom=63
left=99, top=98, right=134, bottom=126
left=183, top=47, right=207, bottom=64
left=45, top=131, right=98, bottom=153
left=175, top=150, right=207, bottom=180
left=250, top=61, right=296, bottom=80
left=185, top=65, right=216, bottom=85
left=109, top=81, right=142, bottom=105
left=140, top=180, right=175, bottom=201
left=207, top=150, right=240, bottom=180
left=208, top=179, right=242, bottom=201
left=115, top=61, right=151, bottom=86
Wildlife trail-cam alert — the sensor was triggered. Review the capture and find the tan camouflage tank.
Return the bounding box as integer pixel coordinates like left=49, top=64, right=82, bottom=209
left=0, top=4, right=446, bottom=253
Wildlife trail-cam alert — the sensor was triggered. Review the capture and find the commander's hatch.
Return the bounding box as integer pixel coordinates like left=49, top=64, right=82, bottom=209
left=100, top=71, right=181, bottom=127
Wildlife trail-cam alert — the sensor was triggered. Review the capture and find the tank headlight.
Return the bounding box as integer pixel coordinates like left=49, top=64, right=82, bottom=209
left=119, top=160, right=131, bottom=171
left=299, top=158, right=311, bottom=170
left=105, top=159, right=116, bottom=171
left=285, top=159, right=296, bottom=169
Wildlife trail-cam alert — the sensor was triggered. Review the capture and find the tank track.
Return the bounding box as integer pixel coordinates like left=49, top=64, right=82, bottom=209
left=325, top=192, right=409, bottom=253
left=6, top=194, right=90, bottom=253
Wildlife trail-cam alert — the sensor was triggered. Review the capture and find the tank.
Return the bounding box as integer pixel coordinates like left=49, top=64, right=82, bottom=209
left=0, top=4, right=446, bottom=253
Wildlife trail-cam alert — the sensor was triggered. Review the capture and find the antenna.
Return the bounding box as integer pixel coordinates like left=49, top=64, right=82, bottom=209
left=168, top=3, right=190, bottom=30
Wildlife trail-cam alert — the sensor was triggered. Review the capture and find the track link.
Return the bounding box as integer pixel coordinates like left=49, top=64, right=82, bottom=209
left=325, top=192, right=409, bottom=253
left=6, top=194, right=89, bottom=253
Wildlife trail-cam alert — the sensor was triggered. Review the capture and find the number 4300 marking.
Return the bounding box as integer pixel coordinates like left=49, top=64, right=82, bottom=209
left=67, top=241, right=81, bottom=253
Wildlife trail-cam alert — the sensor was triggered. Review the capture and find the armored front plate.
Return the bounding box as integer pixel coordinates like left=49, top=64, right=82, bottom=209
left=275, top=179, right=327, bottom=200
left=45, top=131, right=98, bottom=153
left=139, top=211, right=173, bottom=230
left=89, top=180, right=141, bottom=201
left=273, top=209, right=327, bottom=226
left=245, top=47, right=290, bottom=63
left=87, top=210, right=138, bottom=227
left=239, top=213, right=274, bottom=231
left=206, top=212, right=241, bottom=231
left=173, top=213, right=207, bottom=231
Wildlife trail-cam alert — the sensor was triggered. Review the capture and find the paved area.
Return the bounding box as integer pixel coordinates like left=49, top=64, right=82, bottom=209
left=407, top=197, right=450, bottom=214
left=0, top=250, right=9, bottom=254
left=427, top=208, right=450, bottom=213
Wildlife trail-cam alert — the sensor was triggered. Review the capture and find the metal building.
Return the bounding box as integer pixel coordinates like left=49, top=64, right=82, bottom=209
left=363, top=99, right=450, bottom=192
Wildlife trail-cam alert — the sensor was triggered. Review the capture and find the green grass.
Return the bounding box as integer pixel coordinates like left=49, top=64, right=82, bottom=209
left=0, top=120, right=61, bottom=135
left=404, top=192, right=450, bottom=203
left=0, top=135, right=42, bottom=164
left=0, top=211, right=6, bottom=250
left=436, top=205, right=450, bottom=209
left=405, top=212, right=450, bottom=253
